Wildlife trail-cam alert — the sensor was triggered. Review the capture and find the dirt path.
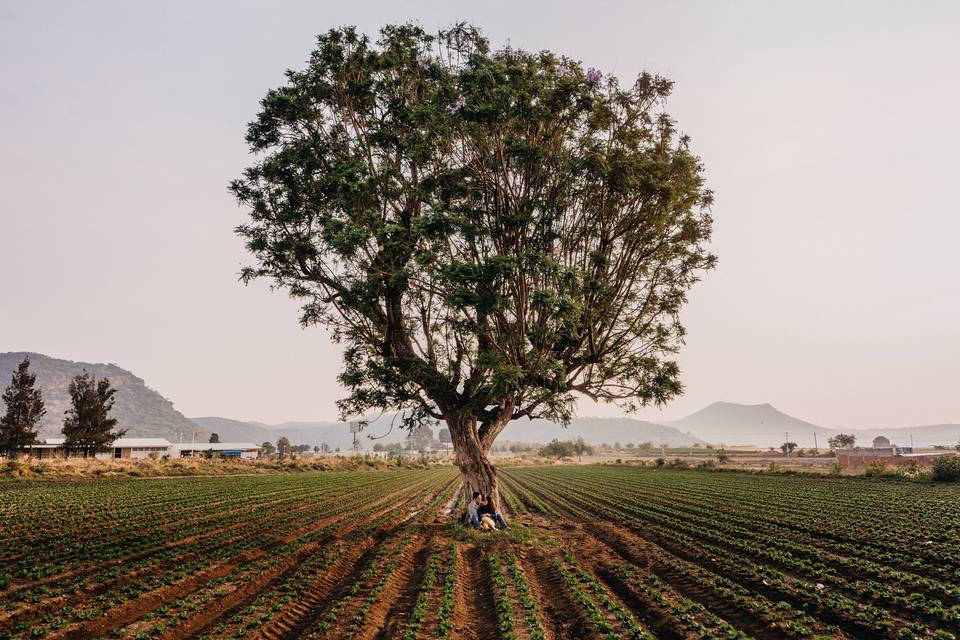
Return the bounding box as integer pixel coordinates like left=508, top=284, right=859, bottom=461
left=450, top=544, right=498, bottom=640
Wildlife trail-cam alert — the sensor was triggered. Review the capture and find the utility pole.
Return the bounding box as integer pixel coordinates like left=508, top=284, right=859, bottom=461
left=785, top=431, right=790, bottom=458
left=813, top=432, right=818, bottom=452
left=910, top=433, right=914, bottom=450
left=660, top=429, right=666, bottom=458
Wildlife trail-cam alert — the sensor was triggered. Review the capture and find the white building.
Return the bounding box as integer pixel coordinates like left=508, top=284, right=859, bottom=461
left=28, top=437, right=175, bottom=459
left=174, top=442, right=261, bottom=459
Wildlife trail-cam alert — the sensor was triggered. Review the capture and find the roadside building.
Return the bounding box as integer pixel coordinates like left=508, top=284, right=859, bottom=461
left=174, top=442, right=261, bottom=459
left=21, top=437, right=174, bottom=459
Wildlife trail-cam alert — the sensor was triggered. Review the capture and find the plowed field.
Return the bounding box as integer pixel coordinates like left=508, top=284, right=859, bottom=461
left=2, top=466, right=958, bottom=639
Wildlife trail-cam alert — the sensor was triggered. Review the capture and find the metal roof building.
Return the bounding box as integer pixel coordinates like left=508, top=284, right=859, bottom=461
left=174, top=442, right=261, bottom=459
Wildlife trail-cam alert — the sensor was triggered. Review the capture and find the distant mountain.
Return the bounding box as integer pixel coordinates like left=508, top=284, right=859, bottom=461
left=0, top=352, right=202, bottom=442
left=856, top=424, right=960, bottom=449
left=191, top=417, right=352, bottom=449
left=667, top=401, right=960, bottom=449
left=191, top=414, right=703, bottom=450
left=189, top=417, right=274, bottom=442
left=501, top=417, right=702, bottom=447
left=667, top=401, right=840, bottom=448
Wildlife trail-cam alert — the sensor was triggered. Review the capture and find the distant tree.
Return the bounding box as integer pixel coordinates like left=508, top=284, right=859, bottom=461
left=63, top=371, right=126, bottom=457
left=261, top=441, right=276, bottom=456
left=540, top=439, right=576, bottom=460
left=828, top=433, right=856, bottom=449
left=614, top=442, right=622, bottom=451
left=780, top=441, right=798, bottom=456
left=373, top=443, right=385, bottom=452
left=406, top=424, right=435, bottom=453
left=572, top=437, right=594, bottom=463
left=276, top=437, right=291, bottom=460
left=294, top=444, right=311, bottom=453
left=0, top=357, right=45, bottom=458
left=209, top=433, right=220, bottom=444
left=320, top=442, right=330, bottom=453
left=637, top=442, right=653, bottom=450
left=438, top=429, right=452, bottom=445
left=231, top=24, right=716, bottom=507
left=625, top=442, right=635, bottom=450
left=313, top=445, right=320, bottom=453
left=716, top=449, right=731, bottom=464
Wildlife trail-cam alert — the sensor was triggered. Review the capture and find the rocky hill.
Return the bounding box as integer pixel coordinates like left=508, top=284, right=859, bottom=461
left=0, top=352, right=202, bottom=441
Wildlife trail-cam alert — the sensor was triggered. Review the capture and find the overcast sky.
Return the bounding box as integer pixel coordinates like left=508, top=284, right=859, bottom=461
left=1, top=1, right=958, bottom=429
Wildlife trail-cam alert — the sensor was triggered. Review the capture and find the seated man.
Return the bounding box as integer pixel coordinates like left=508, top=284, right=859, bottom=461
left=468, top=491, right=498, bottom=530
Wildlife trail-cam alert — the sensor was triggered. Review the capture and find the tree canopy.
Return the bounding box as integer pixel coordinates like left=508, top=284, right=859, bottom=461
left=232, top=23, right=715, bottom=501
left=62, top=371, right=126, bottom=457
left=0, top=357, right=45, bottom=458
left=828, top=434, right=856, bottom=449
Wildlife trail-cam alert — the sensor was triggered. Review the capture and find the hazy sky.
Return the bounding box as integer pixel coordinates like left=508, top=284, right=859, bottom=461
left=2, top=1, right=958, bottom=428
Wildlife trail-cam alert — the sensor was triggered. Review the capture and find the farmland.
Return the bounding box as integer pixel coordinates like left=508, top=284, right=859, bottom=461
left=1, top=467, right=959, bottom=639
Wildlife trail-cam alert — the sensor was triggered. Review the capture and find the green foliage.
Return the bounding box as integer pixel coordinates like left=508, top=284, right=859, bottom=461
left=932, top=456, right=960, bottom=482
left=540, top=438, right=576, bottom=459
left=780, top=441, right=798, bottom=455
left=62, top=371, right=125, bottom=457
left=0, top=357, right=45, bottom=457
left=572, top=436, right=594, bottom=461
left=828, top=433, right=856, bottom=449
left=231, top=22, right=715, bottom=449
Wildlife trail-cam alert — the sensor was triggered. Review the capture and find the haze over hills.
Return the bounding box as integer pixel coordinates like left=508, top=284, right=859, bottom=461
left=4, top=353, right=956, bottom=451
left=665, top=401, right=960, bottom=449
left=0, top=352, right=203, bottom=441
left=665, top=402, right=840, bottom=449
left=191, top=415, right=703, bottom=450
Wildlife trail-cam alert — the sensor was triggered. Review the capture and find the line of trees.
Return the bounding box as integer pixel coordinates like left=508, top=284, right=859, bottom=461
left=0, top=356, right=124, bottom=458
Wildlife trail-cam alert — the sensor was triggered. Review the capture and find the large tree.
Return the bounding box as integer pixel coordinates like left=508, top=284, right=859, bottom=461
left=0, top=357, right=46, bottom=458
left=63, top=371, right=126, bottom=457
left=232, top=24, right=715, bottom=506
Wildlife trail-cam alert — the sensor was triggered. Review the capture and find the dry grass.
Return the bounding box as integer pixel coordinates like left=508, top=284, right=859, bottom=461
left=0, top=454, right=438, bottom=481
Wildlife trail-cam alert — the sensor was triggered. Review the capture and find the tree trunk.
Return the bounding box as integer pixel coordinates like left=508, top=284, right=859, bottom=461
left=446, top=414, right=499, bottom=511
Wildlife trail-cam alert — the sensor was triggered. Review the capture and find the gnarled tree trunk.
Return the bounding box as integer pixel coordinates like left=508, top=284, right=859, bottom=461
left=445, top=414, right=500, bottom=511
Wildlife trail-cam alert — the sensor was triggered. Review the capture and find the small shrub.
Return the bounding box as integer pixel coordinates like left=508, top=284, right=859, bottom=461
left=864, top=460, right=893, bottom=478
left=932, top=456, right=960, bottom=482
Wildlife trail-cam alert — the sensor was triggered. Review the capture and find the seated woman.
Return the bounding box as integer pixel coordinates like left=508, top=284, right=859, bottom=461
left=477, top=495, right=508, bottom=530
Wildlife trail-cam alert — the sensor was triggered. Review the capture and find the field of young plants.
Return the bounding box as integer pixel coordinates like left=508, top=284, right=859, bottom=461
left=1, top=466, right=958, bottom=640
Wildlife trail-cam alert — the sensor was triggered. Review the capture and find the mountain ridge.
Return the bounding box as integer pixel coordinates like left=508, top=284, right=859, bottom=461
left=0, top=352, right=203, bottom=442
left=665, top=401, right=959, bottom=448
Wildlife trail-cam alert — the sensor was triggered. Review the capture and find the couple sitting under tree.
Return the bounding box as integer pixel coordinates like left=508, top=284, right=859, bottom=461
left=467, top=491, right=508, bottom=531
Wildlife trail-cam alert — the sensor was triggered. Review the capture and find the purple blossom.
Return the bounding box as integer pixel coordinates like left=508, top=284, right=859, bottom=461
left=447, top=96, right=466, bottom=115
left=586, top=67, right=603, bottom=86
